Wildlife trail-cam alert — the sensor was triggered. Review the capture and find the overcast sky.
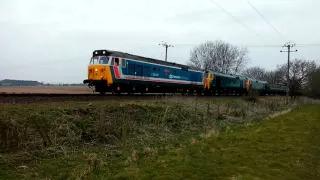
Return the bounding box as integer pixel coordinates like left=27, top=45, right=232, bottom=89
left=0, top=0, right=319, bottom=83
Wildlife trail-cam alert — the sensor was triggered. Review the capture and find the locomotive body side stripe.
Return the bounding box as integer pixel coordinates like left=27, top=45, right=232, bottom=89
left=111, top=66, right=204, bottom=85
left=122, top=75, right=203, bottom=85
left=113, top=66, right=121, bottom=79
left=125, top=77, right=202, bottom=85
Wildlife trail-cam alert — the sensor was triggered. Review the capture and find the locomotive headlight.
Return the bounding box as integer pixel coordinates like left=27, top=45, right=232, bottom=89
left=95, top=68, right=98, bottom=72
left=103, top=51, right=106, bottom=54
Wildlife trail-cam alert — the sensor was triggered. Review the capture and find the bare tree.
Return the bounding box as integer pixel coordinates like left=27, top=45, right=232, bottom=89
left=263, top=59, right=317, bottom=96
left=242, top=66, right=267, bottom=80
left=306, top=68, right=320, bottom=98
left=188, top=40, right=249, bottom=74
left=262, top=68, right=287, bottom=88
left=277, top=59, right=317, bottom=89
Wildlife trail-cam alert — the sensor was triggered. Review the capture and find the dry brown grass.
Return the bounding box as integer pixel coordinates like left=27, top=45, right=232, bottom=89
left=0, top=96, right=319, bottom=179
left=0, top=86, right=92, bottom=94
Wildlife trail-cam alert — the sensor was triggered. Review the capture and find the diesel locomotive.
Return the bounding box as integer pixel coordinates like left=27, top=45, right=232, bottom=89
left=83, top=49, right=286, bottom=95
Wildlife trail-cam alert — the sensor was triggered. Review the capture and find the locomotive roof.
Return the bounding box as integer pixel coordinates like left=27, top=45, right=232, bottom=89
left=247, top=77, right=268, bottom=84
left=209, top=71, right=244, bottom=79
left=92, top=50, right=267, bottom=83
left=93, top=49, right=199, bottom=71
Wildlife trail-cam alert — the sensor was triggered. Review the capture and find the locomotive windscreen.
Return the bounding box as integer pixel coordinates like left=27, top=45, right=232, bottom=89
left=90, top=56, right=109, bottom=65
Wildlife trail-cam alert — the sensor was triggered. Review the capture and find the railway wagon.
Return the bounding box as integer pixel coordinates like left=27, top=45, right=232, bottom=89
left=83, top=50, right=204, bottom=94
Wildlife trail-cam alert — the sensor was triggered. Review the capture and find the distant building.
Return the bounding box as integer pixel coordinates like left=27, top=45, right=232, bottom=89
left=0, top=82, right=12, bottom=86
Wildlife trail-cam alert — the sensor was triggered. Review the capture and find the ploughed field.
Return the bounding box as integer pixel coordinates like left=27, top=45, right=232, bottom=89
left=0, top=86, right=93, bottom=94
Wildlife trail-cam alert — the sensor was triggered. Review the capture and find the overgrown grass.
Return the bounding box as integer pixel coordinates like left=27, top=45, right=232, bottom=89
left=111, top=104, right=320, bottom=180
left=0, top=97, right=318, bottom=179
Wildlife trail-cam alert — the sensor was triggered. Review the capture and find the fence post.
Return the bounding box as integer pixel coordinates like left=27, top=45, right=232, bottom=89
left=162, top=106, right=169, bottom=127
left=99, top=107, right=105, bottom=138
left=225, top=103, right=230, bottom=115
left=206, top=103, right=210, bottom=126
left=194, top=97, right=198, bottom=116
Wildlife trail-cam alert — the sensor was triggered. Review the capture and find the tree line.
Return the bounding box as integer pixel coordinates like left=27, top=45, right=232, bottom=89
left=188, top=40, right=320, bottom=98
left=0, top=79, right=85, bottom=87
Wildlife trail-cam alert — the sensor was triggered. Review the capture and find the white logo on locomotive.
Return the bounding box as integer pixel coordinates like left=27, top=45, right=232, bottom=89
left=169, top=74, right=181, bottom=79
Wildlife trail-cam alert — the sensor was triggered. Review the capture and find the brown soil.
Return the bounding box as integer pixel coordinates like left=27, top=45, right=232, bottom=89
left=0, top=86, right=93, bottom=94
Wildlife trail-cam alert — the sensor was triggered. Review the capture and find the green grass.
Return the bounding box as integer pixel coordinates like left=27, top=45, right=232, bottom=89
left=0, top=98, right=319, bottom=179
left=110, top=104, right=320, bottom=180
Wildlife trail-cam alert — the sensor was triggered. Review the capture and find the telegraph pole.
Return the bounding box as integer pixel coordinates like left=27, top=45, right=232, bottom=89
left=280, top=42, right=297, bottom=104
left=159, top=41, right=173, bottom=62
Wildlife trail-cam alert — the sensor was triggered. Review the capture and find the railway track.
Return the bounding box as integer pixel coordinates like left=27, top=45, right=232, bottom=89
left=0, top=93, right=244, bottom=104
left=0, top=93, right=172, bottom=104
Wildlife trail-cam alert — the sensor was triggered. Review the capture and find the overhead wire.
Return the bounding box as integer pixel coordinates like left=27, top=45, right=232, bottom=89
left=172, top=43, right=320, bottom=48
left=247, top=0, right=287, bottom=41
left=209, top=0, right=266, bottom=42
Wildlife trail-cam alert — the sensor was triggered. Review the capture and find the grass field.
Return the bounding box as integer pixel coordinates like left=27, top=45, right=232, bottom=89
left=0, top=97, right=319, bottom=179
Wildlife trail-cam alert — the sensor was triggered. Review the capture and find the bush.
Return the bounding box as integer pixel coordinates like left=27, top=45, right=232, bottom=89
left=243, top=96, right=259, bottom=103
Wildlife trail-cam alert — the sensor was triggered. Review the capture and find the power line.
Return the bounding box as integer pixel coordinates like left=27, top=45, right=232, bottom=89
left=160, top=51, right=165, bottom=57
left=173, top=43, right=320, bottom=48
left=247, top=0, right=286, bottom=40
left=296, top=43, right=320, bottom=46
left=209, top=0, right=266, bottom=42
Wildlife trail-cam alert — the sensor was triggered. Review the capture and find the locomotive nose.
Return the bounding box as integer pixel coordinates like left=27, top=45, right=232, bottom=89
left=87, top=65, right=113, bottom=85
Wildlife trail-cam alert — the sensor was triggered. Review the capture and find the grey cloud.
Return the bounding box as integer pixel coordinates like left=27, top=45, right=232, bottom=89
left=0, top=0, right=319, bottom=83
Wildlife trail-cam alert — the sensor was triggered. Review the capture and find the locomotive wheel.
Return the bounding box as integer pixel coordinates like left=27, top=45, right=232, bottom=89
left=111, top=88, right=121, bottom=96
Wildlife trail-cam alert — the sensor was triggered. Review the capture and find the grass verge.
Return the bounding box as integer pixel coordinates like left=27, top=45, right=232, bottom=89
left=111, top=104, right=320, bottom=180
left=0, top=97, right=319, bottom=179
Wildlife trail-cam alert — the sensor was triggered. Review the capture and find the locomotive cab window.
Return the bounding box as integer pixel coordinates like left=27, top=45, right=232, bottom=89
left=99, top=56, right=109, bottom=64
left=110, top=57, right=114, bottom=65
left=114, top=58, right=119, bottom=66
left=90, top=57, right=99, bottom=65
left=121, top=59, right=126, bottom=68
